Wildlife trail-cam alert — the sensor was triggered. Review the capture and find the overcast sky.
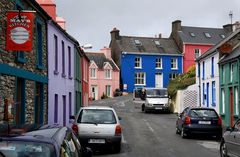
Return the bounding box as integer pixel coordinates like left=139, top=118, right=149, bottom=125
left=55, top=0, right=240, bottom=51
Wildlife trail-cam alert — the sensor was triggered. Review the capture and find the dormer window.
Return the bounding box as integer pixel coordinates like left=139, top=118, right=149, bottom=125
left=154, top=40, right=161, bottom=47
left=134, top=39, right=142, bottom=46
left=204, top=32, right=211, bottom=38
left=220, top=34, right=225, bottom=39
left=190, top=32, right=196, bottom=37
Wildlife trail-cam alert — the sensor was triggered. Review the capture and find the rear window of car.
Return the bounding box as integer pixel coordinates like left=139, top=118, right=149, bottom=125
left=0, top=140, right=54, bottom=157
left=78, top=109, right=117, bottom=124
left=189, top=109, right=218, bottom=118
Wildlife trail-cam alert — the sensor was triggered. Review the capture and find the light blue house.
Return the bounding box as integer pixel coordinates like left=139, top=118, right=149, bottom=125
left=110, top=28, right=183, bottom=92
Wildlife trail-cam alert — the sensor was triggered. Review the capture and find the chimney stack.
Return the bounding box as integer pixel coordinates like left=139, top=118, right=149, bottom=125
left=172, top=20, right=182, bottom=32
left=110, top=27, right=120, bottom=40
left=101, top=47, right=112, bottom=59
left=56, top=17, right=66, bottom=30
left=36, top=0, right=56, bottom=20
left=223, top=24, right=233, bottom=33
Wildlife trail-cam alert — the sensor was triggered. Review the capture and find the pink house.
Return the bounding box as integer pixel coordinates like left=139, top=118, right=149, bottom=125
left=86, top=47, right=120, bottom=100
left=170, top=20, right=232, bottom=73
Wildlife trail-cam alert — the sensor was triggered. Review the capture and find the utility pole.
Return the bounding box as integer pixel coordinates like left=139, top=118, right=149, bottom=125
left=229, top=11, right=233, bottom=25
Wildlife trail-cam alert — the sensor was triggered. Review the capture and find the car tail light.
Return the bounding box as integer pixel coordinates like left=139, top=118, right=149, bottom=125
left=115, top=125, right=122, bottom=136
left=72, top=124, right=78, bottom=135
left=218, top=117, right=222, bottom=126
left=184, top=116, right=191, bottom=125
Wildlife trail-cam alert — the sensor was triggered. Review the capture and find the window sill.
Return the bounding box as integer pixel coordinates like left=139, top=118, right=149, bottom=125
left=134, top=84, right=146, bottom=86
left=68, top=76, right=73, bottom=80
left=171, top=68, right=178, bottom=70
left=62, top=73, right=66, bottom=78
left=54, top=70, right=59, bottom=75
left=134, top=67, right=142, bottom=69
left=17, top=57, right=27, bottom=63
left=155, top=68, right=163, bottom=70
left=211, top=75, right=214, bottom=78
left=220, top=113, right=225, bottom=116
left=234, top=115, right=239, bottom=118
left=105, top=78, right=112, bottom=80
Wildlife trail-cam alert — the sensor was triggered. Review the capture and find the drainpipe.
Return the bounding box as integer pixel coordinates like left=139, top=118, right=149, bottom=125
left=198, top=60, right=201, bottom=107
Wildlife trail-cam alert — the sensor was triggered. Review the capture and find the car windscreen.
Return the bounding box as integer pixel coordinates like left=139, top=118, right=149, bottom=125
left=189, top=109, right=218, bottom=118
left=78, top=109, right=117, bottom=124
left=0, top=140, right=54, bottom=157
left=146, top=89, right=168, bottom=98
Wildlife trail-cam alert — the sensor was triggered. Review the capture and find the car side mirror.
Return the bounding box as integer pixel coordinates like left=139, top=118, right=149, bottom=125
left=82, top=147, right=93, bottom=157
left=226, top=126, right=233, bottom=132
left=118, top=116, right=122, bottom=120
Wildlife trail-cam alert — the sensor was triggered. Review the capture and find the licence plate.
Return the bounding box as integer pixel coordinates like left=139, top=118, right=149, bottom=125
left=199, top=121, right=211, bottom=124
left=88, top=139, right=105, bottom=144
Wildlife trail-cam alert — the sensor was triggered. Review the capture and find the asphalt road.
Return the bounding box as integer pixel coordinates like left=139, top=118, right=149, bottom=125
left=90, top=94, right=220, bottom=157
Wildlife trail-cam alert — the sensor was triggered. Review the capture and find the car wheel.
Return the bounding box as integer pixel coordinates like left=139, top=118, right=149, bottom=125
left=220, top=140, right=228, bottom=157
left=175, top=126, right=180, bottom=134
left=181, top=127, right=187, bottom=138
left=142, top=104, right=145, bottom=112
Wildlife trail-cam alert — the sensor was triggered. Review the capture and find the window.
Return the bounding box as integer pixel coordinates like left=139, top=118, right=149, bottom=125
left=62, top=41, right=65, bottom=77
left=68, top=46, right=72, bottom=78
left=212, top=81, right=216, bottom=106
left=134, top=39, right=142, bottom=46
left=154, top=40, right=161, bottom=47
left=169, top=73, right=179, bottom=80
left=235, top=87, right=239, bottom=115
left=230, top=63, right=234, bottom=82
left=90, top=68, right=97, bottom=78
left=194, top=49, right=200, bottom=59
left=54, top=35, right=58, bottom=73
left=105, top=69, right=112, bottom=79
left=190, top=32, right=196, bottom=37
left=222, top=89, right=225, bottom=114
left=135, top=72, right=145, bottom=85
left=204, top=32, right=211, bottom=38
left=69, top=92, right=72, bottom=116
left=36, top=21, right=43, bottom=69
left=211, top=57, right=214, bottom=77
left=135, top=57, right=142, bottom=68
left=171, top=58, right=178, bottom=69
left=63, top=95, right=66, bottom=126
left=105, top=85, right=111, bottom=97
left=197, top=62, right=200, bottom=77
left=222, top=66, right=225, bottom=84
left=202, top=61, right=205, bottom=80
left=35, top=82, right=44, bottom=124
left=54, top=94, right=58, bottom=123
left=202, top=83, right=205, bottom=105
left=156, top=58, right=162, bottom=69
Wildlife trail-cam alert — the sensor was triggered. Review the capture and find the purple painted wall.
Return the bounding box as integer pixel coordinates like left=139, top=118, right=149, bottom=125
left=48, top=21, right=74, bottom=127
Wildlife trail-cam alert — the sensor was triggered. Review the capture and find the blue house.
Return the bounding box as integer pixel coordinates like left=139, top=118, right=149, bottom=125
left=110, top=28, right=183, bottom=92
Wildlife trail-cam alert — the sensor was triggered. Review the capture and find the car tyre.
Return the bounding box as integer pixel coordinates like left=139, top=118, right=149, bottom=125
left=220, top=140, right=228, bottom=157
left=176, top=127, right=180, bottom=134
left=141, top=104, right=145, bottom=112
left=181, top=127, right=187, bottom=138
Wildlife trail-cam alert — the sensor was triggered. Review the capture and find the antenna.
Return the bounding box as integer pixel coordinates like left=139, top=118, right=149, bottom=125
left=229, top=11, right=233, bottom=25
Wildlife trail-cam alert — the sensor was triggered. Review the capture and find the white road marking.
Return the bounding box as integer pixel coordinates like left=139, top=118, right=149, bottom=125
left=122, top=134, right=127, bottom=144
left=143, top=119, right=154, bottom=132
left=197, top=141, right=219, bottom=150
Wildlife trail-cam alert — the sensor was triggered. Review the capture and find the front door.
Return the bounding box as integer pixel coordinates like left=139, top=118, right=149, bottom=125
left=155, top=73, right=163, bottom=88
left=91, top=86, right=98, bottom=100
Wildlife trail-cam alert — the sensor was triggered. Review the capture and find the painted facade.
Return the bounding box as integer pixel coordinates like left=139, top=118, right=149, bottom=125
left=82, top=53, right=90, bottom=106
left=171, top=20, right=231, bottom=73
left=47, top=21, right=75, bottom=127
left=0, top=0, right=50, bottom=127
left=86, top=48, right=120, bottom=100
left=121, top=53, right=182, bottom=92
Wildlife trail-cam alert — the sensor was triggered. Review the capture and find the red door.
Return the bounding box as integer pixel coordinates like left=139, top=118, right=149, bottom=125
left=230, top=88, right=234, bottom=127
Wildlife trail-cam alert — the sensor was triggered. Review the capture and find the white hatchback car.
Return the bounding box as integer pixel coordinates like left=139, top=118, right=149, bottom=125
left=71, top=106, right=122, bottom=152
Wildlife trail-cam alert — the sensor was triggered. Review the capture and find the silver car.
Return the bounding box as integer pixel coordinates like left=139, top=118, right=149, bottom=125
left=71, top=106, right=122, bottom=153
left=220, top=118, right=240, bottom=157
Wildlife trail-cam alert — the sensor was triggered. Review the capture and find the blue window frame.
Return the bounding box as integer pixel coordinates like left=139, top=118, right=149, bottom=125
left=36, top=19, right=44, bottom=69
left=206, top=83, right=209, bottom=107
left=54, top=35, right=58, bottom=74
left=69, top=92, right=72, bottom=116
left=202, top=83, right=205, bottom=105
left=211, top=57, right=214, bottom=77
left=62, top=41, right=66, bottom=77
left=202, top=61, right=205, bottom=80
left=54, top=94, right=58, bottom=123
left=212, top=81, right=216, bottom=106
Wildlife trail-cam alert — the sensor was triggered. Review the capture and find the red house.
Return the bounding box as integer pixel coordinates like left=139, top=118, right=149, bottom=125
left=81, top=50, right=90, bottom=106
left=170, top=20, right=232, bottom=73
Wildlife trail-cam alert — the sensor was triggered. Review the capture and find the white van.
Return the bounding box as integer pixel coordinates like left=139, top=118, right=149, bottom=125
left=141, top=88, right=170, bottom=113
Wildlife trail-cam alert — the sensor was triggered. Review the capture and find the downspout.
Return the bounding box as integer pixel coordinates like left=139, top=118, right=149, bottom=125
left=198, top=60, right=201, bottom=107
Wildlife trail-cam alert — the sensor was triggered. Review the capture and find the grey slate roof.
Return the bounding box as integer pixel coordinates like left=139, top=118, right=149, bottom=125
left=178, top=26, right=229, bottom=44
left=219, top=46, right=240, bottom=64
left=116, top=36, right=181, bottom=55
left=86, top=53, right=119, bottom=70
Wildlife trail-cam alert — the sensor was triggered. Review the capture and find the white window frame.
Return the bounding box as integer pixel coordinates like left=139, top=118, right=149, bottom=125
left=230, top=63, right=234, bottom=82
left=135, top=72, right=146, bottom=85
left=156, top=58, right=162, bottom=69
left=90, top=68, right=97, bottom=78
left=194, top=49, right=201, bottom=59
left=222, top=89, right=225, bottom=114
left=135, top=57, right=142, bottom=68
left=171, top=58, right=178, bottom=69
left=105, top=85, right=111, bottom=97
left=105, top=69, right=112, bottom=79
left=235, top=87, right=239, bottom=115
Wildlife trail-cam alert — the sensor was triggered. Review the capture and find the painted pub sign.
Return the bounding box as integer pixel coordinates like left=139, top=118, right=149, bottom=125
left=6, top=11, right=35, bottom=51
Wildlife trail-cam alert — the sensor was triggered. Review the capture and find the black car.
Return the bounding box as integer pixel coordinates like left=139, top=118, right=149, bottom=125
left=220, top=119, right=240, bottom=157
left=176, top=107, right=222, bottom=139
left=0, top=124, right=92, bottom=157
